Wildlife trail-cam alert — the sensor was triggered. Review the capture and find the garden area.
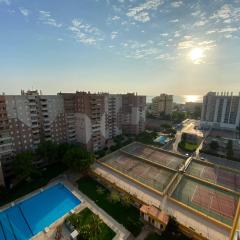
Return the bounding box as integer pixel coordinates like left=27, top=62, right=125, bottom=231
left=95, top=134, right=133, bottom=158
left=0, top=162, right=67, bottom=206
left=66, top=208, right=115, bottom=240
left=178, top=141, right=198, bottom=152
left=0, top=141, right=95, bottom=206
left=77, top=176, right=143, bottom=236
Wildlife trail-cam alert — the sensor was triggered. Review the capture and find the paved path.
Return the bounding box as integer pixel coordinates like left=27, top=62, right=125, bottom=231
left=135, top=225, right=153, bottom=240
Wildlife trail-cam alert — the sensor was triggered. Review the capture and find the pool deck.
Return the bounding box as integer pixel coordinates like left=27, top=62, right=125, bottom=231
left=0, top=174, right=130, bottom=240
left=33, top=178, right=130, bottom=240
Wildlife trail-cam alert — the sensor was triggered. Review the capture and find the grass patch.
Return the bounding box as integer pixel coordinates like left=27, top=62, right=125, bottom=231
left=178, top=141, right=198, bottom=152
left=77, top=176, right=143, bottom=236
left=0, top=162, right=67, bottom=206
left=67, top=208, right=115, bottom=240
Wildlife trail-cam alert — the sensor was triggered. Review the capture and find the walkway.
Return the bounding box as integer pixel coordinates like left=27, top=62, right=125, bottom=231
left=135, top=225, right=153, bottom=240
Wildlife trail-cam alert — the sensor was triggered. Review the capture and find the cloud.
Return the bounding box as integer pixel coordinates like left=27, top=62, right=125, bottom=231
left=211, top=4, right=232, bottom=20
left=171, top=1, right=183, bottom=8
left=174, top=31, right=180, bottom=37
left=19, top=7, right=30, bottom=17
left=127, top=0, right=164, bottom=22
left=39, top=10, right=62, bottom=28
left=178, top=39, right=216, bottom=50
left=133, top=11, right=150, bottom=22
left=112, top=16, right=120, bottom=21
left=169, top=19, right=179, bottom=23
left=111, top=31, right=118, bottom=40
left=178, top=40, right=193, bottom=49
left=69, top=18, right=102, bottom=45
left=218, top=27, right=238, bottom=33
left=0, top=0, right=10, bottom=5
left=193, top=20, right=208, bottom=27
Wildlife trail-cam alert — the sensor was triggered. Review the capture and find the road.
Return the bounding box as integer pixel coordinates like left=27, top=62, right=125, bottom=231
left=164, top=119, right=200, bottom=156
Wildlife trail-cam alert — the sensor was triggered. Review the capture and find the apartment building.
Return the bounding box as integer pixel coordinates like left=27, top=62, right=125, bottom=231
left=0, top=90, right=67, bottom=179
left=121, top=93, right=146, bottom=135
left=152, top=94, right=173, bottom=117
left=61, top=91, right=108, bottom=152
left=0, top=90, right=146, bottom=183
left=61, top=92, right=146, bottom=151
left=201, top=92, right=240, bottom=130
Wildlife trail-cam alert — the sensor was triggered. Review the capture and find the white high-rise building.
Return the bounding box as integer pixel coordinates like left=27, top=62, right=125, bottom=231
left=201, top=92, right=240, bottom=130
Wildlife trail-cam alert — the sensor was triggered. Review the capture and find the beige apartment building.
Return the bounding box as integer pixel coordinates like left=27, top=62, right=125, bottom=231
left=152, top=94, right=173, bottom=117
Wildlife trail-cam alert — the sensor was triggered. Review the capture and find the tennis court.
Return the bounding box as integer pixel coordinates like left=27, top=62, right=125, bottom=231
left=171, top=176, right=239, bottom=226
left=122, top=142, right=185, bottom=170
left=101, top=151, right=175, bottom=193
left=186, top=160, right=240, bottom=192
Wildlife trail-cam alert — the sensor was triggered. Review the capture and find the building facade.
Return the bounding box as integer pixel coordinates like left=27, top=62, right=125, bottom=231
left=61, top=92, right=146, bottom=151
left=0, top=90, right=146, bottom=183
left=201, top=92, right=240, bottom=130
left=0, top=90, right=67, bottom=180
left=152, top=94, right=173, bottom=117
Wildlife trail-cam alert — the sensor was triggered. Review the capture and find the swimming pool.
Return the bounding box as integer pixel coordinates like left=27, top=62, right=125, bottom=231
left=154, top=135, right=169, bottom=144
left=0, top=183, right=81, bottom=240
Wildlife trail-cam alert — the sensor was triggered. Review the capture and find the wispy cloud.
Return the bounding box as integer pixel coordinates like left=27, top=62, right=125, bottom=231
left=171, top=1, right=183, bottom=8
left=69, top=18, right=102, bottom=45
left=19, top=7, right=30, bottom=17
left=127, top=0, right=164, bottom=23
left=111, top=31, right=118, bottom=40
left=112, top=16, right=120, bottom=21
left=39, top=10, right=62, bottom=28
left=193, top=20, right=208, bottom=27
left=169, top=19, right=179, bottom=23
left=211, top=4, right=232, bottom=20
left=0, top=0, right=10, bottom=5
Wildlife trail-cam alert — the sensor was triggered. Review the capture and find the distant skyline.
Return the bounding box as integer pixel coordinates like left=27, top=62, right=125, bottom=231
left=0, top=0, right=240, bottom=95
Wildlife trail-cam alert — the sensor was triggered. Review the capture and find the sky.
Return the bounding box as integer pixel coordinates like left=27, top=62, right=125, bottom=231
left=0, top=0, right=240, bottom=96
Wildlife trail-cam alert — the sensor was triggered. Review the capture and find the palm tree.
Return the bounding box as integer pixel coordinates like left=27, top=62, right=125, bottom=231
left=91, top=215, right=103, bottom=238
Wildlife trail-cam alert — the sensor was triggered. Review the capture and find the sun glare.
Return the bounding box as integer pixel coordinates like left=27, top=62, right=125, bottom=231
left=189, top=48, right=205, bottom=64
left=185, top=95, right=199, bottom=102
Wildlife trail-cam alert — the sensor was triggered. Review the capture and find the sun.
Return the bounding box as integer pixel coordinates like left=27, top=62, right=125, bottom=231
left=189, top=48, right=205, bottom=64
left=185, top=95, right=199, bottom=103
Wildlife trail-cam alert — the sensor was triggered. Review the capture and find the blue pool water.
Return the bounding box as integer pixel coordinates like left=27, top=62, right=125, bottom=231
left=154, top=135, right=169, bottom=144
left=0, top=183, right=81, bottom=240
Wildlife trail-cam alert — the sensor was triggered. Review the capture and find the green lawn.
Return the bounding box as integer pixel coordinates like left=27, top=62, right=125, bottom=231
left=67, top=208, right=115, bottom=240
left=178, top=141, right=198, bottom=152
left=77, top=176, right=143, bottom=236
left=0, top=162, right=67, bottom=206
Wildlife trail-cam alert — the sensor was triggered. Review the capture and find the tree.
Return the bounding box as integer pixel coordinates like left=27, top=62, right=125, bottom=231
left=96, top=186, right=105, bottom=195
left=226, top=140, right=234, bottom=159
left=210, top=140, right=219, bottom=151
left=122, top=194, right=132, bottom=207
left=108, top=191, right=120, bottom=203
left=13, top=152, right=36, bottom=181
left=172, top=111, right=187, bottom=124
left=91, top=215, right=103, bottom=238
left=36, top=141, right=58, bottom=164
left=63, top=146, right=95, bottom=172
